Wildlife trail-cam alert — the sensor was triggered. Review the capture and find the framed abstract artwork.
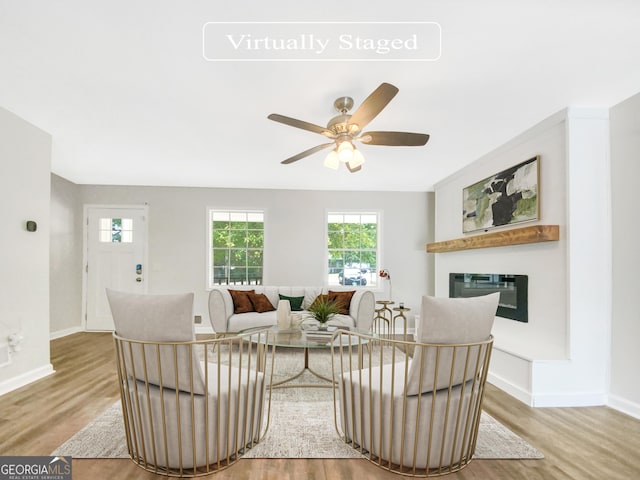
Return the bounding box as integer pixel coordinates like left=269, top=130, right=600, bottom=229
left=463, top=156, right=539, bottom=233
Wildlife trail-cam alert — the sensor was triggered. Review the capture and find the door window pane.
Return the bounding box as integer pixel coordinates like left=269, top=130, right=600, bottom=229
left=99, top=218, right=133, bottom=243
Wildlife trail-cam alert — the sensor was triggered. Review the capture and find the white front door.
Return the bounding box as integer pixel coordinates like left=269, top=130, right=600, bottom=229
left=84, top=205, right=148, bottom=331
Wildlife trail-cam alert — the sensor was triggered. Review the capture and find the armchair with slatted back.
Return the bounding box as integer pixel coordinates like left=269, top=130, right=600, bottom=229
left=332, top=293, right=499, bottom=477
left=107, top=289, right=273, bottom=477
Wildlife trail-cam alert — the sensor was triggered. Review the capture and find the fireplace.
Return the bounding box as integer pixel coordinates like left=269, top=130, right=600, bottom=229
left=449, top=273, right=528, bottom=322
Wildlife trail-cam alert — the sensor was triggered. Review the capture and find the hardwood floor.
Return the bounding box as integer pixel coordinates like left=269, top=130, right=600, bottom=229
left=1, top=332, right=639, bottom=479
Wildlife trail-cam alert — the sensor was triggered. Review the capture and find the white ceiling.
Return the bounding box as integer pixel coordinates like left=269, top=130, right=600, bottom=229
left=1, top=1, right=639, bottom=191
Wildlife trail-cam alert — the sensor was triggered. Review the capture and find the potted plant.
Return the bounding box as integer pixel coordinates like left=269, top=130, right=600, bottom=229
left=305, top=296, right=341, bottom=330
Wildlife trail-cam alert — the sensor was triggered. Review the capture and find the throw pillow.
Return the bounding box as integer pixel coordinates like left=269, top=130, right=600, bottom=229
left=279, top=294, right=305, bottom=311
left=248, top=292, right=276, bottom=313
left=406, top=293, right=499, bottom=396
left=328, top=290, right=356, bottom=315
left=416, top=293, right=499, bottom=344
left=309, top=294, right=331, bottom=310
left=228, top=289, right=255, bottom=314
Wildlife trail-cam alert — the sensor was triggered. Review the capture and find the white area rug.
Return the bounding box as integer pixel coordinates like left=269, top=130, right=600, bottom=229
left=53, top=350, right=543, bottom=460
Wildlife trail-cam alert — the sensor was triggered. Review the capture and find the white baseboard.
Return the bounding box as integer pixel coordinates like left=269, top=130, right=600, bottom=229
left=488, top=371, right=609, bottom=408
left=50, top=326, right=83, bottom=340
left=532, top=392, right=607, bottom=408
left=608, top=394, right=640, bottom=419
left=0, top=364, right=55, bottom=397
left=487, top=372, right=533, bottom=406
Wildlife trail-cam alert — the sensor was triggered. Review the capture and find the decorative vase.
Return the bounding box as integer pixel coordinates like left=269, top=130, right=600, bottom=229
left=289, top=313, right=304, bottom=329
left=317, top=323, right=328, bottom=331
left=379, top=269, right=392, bottom=300
left=277, top=300, right=291, bottom=329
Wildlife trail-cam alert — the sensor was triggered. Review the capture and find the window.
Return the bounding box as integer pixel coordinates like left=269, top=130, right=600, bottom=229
left=209, top=210, right=264, bottom=287
left=327, top=212, right=379, bottom=287
left=99, top=217, right=133, bottom=243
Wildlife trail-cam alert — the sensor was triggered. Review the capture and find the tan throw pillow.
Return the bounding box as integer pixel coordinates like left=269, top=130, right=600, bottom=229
left=228, top=289, right=255, bottom=314
left=406, top=293, right=499, bottom=396
left=248, top=292, right=276, bottom=313
left=106, top=290, right=206, bottom=395
left=328, top=290, right=356, bottom=315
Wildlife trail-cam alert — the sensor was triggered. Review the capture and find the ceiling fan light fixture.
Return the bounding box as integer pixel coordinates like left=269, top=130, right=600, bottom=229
left=323, top=150, right=339, bottom=169
left=337, top=140, right=354, bottom=162
left=268, top=83, right=429, bottom=169
left=349, top=149, right=365, bottom=168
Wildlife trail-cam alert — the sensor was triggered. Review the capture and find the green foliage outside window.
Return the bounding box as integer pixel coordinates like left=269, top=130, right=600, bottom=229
left=210, top=211, right=264, bottom=286
left=327, top=213, right=379, bottom=286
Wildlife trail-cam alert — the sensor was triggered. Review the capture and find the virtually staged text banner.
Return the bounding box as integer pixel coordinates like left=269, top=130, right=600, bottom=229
left=202, top=22, right=441, bottom=61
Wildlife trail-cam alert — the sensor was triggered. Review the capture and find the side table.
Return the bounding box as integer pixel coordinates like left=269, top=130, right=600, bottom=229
left=392, top=307, right=411, bottom=340
left=374, top=300, right=394, bottom=338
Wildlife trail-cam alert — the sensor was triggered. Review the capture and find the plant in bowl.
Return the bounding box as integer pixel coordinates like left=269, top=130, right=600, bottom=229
left=305, top=296, right=341, bottom=330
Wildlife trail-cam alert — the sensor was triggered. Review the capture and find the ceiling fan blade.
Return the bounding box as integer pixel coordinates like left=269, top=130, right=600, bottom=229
left=268, top=114, right=334, bottom=137
left=348, top=83, right=399, bottom=131
left=360, top=131, right=430, bottom=146
left=346, top=162, right=362, bottom=173
left=281, top=142, right=334, bottom=164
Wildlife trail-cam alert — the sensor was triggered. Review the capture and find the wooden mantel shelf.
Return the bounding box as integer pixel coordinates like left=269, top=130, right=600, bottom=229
left=426, top=225, right=560, bottom=253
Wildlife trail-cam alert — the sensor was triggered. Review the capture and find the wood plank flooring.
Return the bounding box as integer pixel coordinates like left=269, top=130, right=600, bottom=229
left=1, top=332, right=639, bottom=479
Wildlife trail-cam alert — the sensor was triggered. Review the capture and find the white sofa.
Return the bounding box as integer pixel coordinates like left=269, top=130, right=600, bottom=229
left=208, top=286, right=376, bottom=334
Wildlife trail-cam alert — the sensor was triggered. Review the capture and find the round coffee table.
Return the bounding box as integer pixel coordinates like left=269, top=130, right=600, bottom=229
left=240, top=325, right=372, bottom=388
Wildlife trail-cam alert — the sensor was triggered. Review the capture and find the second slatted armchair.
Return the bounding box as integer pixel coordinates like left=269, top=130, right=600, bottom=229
left=332, top=293, right=499, bottom=477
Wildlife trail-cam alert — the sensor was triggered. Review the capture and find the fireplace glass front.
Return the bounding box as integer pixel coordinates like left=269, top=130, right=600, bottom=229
left=449, top=273, right=528, bottom=322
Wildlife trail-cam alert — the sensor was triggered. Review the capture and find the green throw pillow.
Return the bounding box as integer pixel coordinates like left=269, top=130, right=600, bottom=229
left=279, top=294, right=304, bottom=311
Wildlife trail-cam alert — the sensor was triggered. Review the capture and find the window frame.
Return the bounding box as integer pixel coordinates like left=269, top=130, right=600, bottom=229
left=325, top=210, right=382, bottom=290
left=207, top=208, right=266, bottom=289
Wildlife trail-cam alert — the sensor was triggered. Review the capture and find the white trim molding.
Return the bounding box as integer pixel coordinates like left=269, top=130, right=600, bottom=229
left=608, top=394, right=640, bottom=420
left=487, top=373, right=534, bottom=406
left=0, top=364, right=55, bottom=397
left=50, top=326, right=83, bottom=340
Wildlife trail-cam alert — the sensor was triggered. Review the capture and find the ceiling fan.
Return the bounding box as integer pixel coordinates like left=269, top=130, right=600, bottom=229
left=267, top=82, right=429, bottom=173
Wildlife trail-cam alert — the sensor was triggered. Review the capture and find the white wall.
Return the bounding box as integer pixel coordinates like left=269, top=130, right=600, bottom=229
left=434, top=112, right=568, bottom=360
left=531, top=109, right=611, bottom=407
left=609, top=92, right=640, bottom=418
left=79, top=186, right=433, bottom=330
left=50, top=174, right=83, bottom=338
left=433, top=108, right=611, bottom=408
left=0, top=107, right=54, bottom=395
